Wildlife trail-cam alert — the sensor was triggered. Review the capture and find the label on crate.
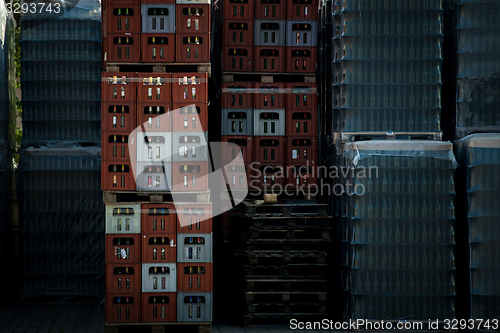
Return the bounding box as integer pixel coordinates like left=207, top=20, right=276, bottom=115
left=292, top=150, right=298, bottom=159
left=121, top=249, right=127, bottom=259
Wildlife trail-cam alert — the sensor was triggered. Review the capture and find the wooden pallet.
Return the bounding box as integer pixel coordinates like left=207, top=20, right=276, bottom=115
left=237, top=240, right=332, bottom=252
left=106, top=62, right=212, bottom=77
left=238, top=202, right=328, bottom=218
left=233, top=251, right=328, bottom=265
left=229, top=188, right=319, bottom=201
left=334, top=131, right=443, bottom=145
left=222, top=72, right=315, bottom=83
left=235, top=229, right=332, bottom=242
left=104, top=322, right=211, bottom=333
left=103, top=190, right=210, bottom=204
left=233, top=278, right=328, bottom=292
left=236, top=264, right=328, bottom=278
left=220, top=312, right=326, bottom=326
left=230, top=216, right=333, bottom=230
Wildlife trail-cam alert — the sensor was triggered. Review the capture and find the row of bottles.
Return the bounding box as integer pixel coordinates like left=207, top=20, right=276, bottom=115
left=457, top=2, right=500, bottom=29
left=341, top=0, right=443, bottom=11
left=346, top=154, right=456, bottom=169
left=22, top=82, right=100, bottom=101
left=21, top=122, right=101, bottom=144
left=20, top=20, right=101, bottom=41
left=457, top=55, right=500, bottom=78
left=470, top=269, right=500, bottom=294
left=22, top=62, right=101, bottom=81
left=21, top=41, right=101, bottom=61
left=457, top=29, right=500, bottom=54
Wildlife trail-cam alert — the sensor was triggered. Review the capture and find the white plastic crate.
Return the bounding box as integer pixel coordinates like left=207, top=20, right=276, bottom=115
left=142, top=263, right=177, bottom=292
left=177, top=233, right=213, bottom=263
left=105, top=203, right=141, bottom=234
left=177, top=292, right=212, bottom=322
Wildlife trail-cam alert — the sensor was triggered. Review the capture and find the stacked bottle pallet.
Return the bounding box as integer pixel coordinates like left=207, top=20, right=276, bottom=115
left=329, top=0, right=443, bottom=144
left=103, top=0, right=211, bottom=63
left=105, top=202, right=213, bottom=326
left=456, top=1, right=500, bottom=138
left=338, top=141, right=458, bottom=320
left=219, top=202, right=332, bottom=326
left=456, top=134, right=500, bottom=319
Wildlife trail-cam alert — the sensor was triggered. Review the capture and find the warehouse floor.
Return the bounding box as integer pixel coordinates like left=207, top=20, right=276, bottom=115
left=0, top=303, right=334, bottom=333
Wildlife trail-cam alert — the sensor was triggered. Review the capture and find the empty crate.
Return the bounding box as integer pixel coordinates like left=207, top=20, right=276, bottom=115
left=177, top=263, right=213, bottom=292
left=106, top=5, right=140, bottom=34
left=221, top=135, right=253, bottom=163
left=223, top=46, right=254, bottom=72
left=102, top=162, right=136, bottom=191
left=142, top=263, right=177, bottom=292
left=141, top=34, right=176, bottom=62
left=223, top=0, right=254, bottom=19
left=142, top=293, right=177, bottom=322
left=176, top=203, right=213, bottom=233
left=177, top=233, right=213, bottom=262
left=253, top=109, right=285, bottom=136
left=176, top=4, right=211, bottom=33
left=255, top=0, right=285, bottom=19
left=106, top=203, right=141, bottom=234
left=172, top=132, right=208, bottom=161
left=102, top=72, right=136, bottom=102
left=102, top=102, right=137, bottom=132
left=106, top=34, right=141, bottom=63
left=106, top=293, right=141, bottom=323
left=286, top=109, right=317, bottom=136
left=106, top=234, right=141, bottom=263
left=254, top=46, right=285, bottom=72
left=136, top=162, right=172, bottom=191
left=176, top=33, right=210, bottom=62
left=254, top=20, right=285, bottom=46
left=254, top=136, right=285, bottom=162
left=222, top=109, right=254, bottom=135
left=142, top=234, right=177, bottom=263
left=142, top=203, right=177, bottom=234
left=221, top=82, right=253, bottom=108
left=172, top=73, right=208, bottom=103
left=172, top=103, right=208, bottom=132
left=141, top=4, right=176, bottom=33
left=224, top=19, right=254, bottom=46
left=286, top=21, right=317, bottom=47
left=253, top=83, right=285, bottom=108
left=171, top=161, right=209, bottom=191
left=106, top=263, right=142, bottom=293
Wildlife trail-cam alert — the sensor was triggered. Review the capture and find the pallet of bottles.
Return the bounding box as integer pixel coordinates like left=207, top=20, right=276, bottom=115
left=104, top=322, right=211, bottom=333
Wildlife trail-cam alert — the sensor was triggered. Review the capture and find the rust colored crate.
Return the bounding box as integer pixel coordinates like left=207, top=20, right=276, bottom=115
left=141, top=0, right=175, bottom=4
left=285, top=163, right=319, bottom=189
left=137, top=73, right=172, bottom=103
left=253, top=82, right=285, bottom=109
left=176, top=4, right=211, bottom=33
left=171, top=161, right=209, bottom=191
left=102, top=131, right=135, bottom=162
left=251, top=163, right=286, bottom=189
left=142, top=234, right=177, bottom=263
left=285, top=82, right=317, bottom=109
left=224, top=0, right=254, bottom=19
left=286, top=136, right=318, bottom=165
left=105, top=5, right=141, bottom=34
left=102, top=102, right=137, bottom=132
left=141, top=33, right=176, bottom=63
left=172, top=73, right=208, bottom=104
left=223, top=19, right=254, bottom=46
left=142, top=293, right=176, bottom=322
left=172, top=103, right=208, bottom=132
left=176, top=33, right=210, bottom=63
left=286, top=0, right=318, bottom=20
left=105, top=0, right=139, bottom=5
left=106, top=263, right=142, bottom=293
left=222, top=46, right=254, bottom=72
left=106, top=33, right=141, bottom=63
left=286, top=47, right=317, bottom=73
left=254, top=136, right=285, bottom=163
left=106, top=234, right=141, bottom=263
left=137, top=103, right=172, bottom=131
left=102, top=72, right=136, bottom=102
left=221, top=82, right=253, bottom=108
left=221, top=135, right=253, bottom=164
left=106, top=292, right=142, bottom=323
left=224, top=162, right=252, bottom=190
left=286, top=109, right=317, bottom=136
left=102, top=161, right=136, bottom=191
left=255, top=0, right=285, bottom=19
left=177, top=263, right=213, bottom=292
left=177, top=203, right=212, bottom=233
left=142, top=204, right=177, bottom=234
left=253, top=46, right=285, bottom=73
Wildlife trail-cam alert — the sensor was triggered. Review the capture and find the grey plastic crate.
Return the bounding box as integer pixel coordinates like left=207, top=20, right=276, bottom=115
left=221, top=109, right=254, bottom=136
left=176, top=0, right=210, bottom=4
left=142, top=263, right=177, bottom=292
left=253, top=109, right=285, bottom=136
left=105, top=203, right=141, bottom=234
left=136, top=162, right=172, bottom=191
left=177, top=233, right=213, bottom=263
left=254, top=20, right=286, bottom=46
left=286, top=20, right=317, bottom=47
left=141, top=4, right=176, bottom=33
left=172, top=132, right=208, bottom=162
left=136, top=132, right=172, bottom=163
left=177, top=292, right=212, bottom=322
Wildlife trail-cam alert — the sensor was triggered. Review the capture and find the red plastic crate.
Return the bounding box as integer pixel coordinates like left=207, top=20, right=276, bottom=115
left=286, top=0, right=318, bottom=20
left=102, top=102, right=137, bottom=132
left=102, top=131, right=135, bottom=162
left=254, top=136, right=285, bottom=163
left=106, top=234, right=141, bottom=263
left=286, top=47, right=317, bottom=73
left=141, top=0, right=175, bottom=4
left=286, top=136, right=318, bottom=164
left=250, top=163, right=286, bottom=189
left=223, top=19, right=254, bottom=46
left=106, top=263, right=142, bottom=293
left=105, top=5, right=141, bottom=34
left=253, top=46, right=285, bottom=73
left=222, top=46, right=254, bottom=72
left=177, top=204, right=212, bottom=233
left=142, top=293, right=176, bottom=322
left=255, top=0, right=285, bottom=19
left=176, top=4, right=211, bottom=33
left=102, top=72, right=136, bottom=102
left=253, top=83, right=285, bottom=109
left=221, top=82, right=253, bottom=108
left=221, top=135, right=253, bottom=164
left=137, top=103, right=172, bottom=132
left=175, top=33, right=210, bottom=63
left=105, top=33, right=141, bottom=63
left=142, top=234, right=177, bottom=263
left=140, top=33, right=176, bottom=63
left=285, top=163, right=319, bottom=189
left=172, top=103, right=208, bottom=132
left=137, top=73, right=172, bottom=103
left=177, top=263, right=213, bottom=292
left=223, top=0, right=254, bottom=19
left=224, top=162, right=252, bottom=190
left=172, top=73, right=208, bottom=104
left=285, top=82, right=317, bottom=109
left=286, top=109, right=317, bottom=136
left=171, top=161, right=209, bottom=191
left=142, top=204, right=177, bottom=234
left=106, top=292, right=141, bottom=323
left=102, top=161, right=136, bottom=191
